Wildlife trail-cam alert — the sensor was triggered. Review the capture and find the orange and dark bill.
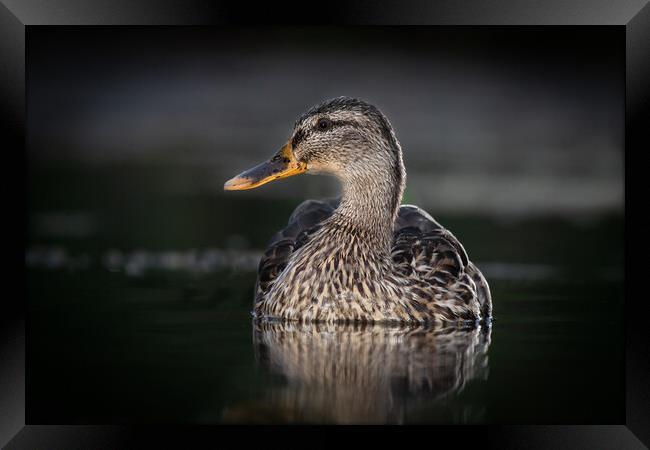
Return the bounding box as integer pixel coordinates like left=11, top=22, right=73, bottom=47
left=224, top=143, right=307, bottom=191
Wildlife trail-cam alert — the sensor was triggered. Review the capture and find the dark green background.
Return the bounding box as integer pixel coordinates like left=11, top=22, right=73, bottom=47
left=26, top=27, right=624, bottom=424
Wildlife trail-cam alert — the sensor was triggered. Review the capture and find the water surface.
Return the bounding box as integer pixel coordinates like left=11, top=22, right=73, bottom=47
left=27, top=169, right=624, bottom=424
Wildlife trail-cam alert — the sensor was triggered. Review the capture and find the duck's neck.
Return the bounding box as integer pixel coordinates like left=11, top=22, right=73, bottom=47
left=328, top=159, right=405, bottom=255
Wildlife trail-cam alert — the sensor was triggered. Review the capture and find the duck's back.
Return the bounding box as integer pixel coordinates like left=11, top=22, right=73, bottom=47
left=392, top=205, right=492, bottom=319
left=255, top=198, right=492, bottom=322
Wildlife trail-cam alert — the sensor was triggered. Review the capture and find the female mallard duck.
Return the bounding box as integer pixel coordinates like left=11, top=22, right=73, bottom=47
left=224, top=96, right=492, bottom=326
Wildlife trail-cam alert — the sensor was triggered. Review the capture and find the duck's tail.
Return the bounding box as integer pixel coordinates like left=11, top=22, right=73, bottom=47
left=466, top=262, right=492, bottom=320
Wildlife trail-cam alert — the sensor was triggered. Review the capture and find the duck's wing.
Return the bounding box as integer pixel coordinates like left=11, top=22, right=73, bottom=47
left=255, top=198, right=340, bottom=301
left=393, top=204, right=492, bottom=320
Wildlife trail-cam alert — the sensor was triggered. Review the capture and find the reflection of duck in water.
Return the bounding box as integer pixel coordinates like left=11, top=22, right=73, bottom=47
left=225, top=97, right=491, bottom=325
left=223, top=322, right=491, bottom=424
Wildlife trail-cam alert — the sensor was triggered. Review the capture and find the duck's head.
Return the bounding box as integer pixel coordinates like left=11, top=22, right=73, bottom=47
left=224, top=96, right=405, bottom=193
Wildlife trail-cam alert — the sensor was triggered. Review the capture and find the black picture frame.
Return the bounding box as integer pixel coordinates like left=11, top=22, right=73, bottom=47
left=1, top=1, right=648, bottom=448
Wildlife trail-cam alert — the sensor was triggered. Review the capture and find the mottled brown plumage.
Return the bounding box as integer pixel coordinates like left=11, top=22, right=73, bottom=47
left=229, top=97, right=492, bottom=326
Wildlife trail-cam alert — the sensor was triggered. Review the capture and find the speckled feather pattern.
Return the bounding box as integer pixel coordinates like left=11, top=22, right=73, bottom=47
left=255, top=202, right=491, bottom=326
left=251, top=97, right=492, bottom=326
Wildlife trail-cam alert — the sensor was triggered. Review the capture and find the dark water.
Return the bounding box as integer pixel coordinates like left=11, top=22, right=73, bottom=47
left=27, top=166, right=624, bottom=424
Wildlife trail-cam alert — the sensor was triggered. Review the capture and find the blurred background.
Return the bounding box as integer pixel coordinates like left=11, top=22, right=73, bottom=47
left=27, top=27, right=624, bottom=251
left=26, top=27, right=624, bottom=424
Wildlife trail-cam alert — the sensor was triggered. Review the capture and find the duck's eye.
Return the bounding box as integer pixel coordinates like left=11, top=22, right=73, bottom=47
left=317, top=118, right=332, bottom=130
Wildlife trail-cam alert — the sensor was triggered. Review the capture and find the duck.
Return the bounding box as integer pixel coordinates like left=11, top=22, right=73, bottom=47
left=224, top=96, right=492, bottom=326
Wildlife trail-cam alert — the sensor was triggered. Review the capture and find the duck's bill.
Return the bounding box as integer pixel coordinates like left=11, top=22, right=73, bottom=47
left=224, top=143, right=307, bottom=191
